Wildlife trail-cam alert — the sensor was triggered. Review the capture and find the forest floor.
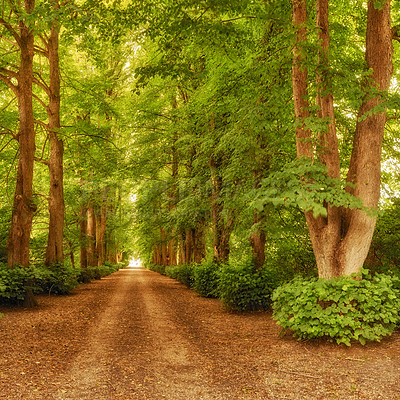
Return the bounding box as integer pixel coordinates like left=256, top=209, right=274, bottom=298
left=0, top=266, right=400, bottom=400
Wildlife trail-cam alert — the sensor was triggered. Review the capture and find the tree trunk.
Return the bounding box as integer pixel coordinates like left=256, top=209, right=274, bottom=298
left=79, top=205, right=88, bottom=268
left=291, top=0, right=393, bottom=278
left=7, top=0, right=36, bottom=269
left=193, top=227, right=206, bottom=264
left=338, top=0, right=393, bottom=276
left=209, top=156, right=232, bottom=264
left=45, top=21, right=64, bottom=266
left=86, top=206, right=97, bottom=267
left=250, top=212, right=266, bottom=270
left=96, top=193, right=107, bottom=266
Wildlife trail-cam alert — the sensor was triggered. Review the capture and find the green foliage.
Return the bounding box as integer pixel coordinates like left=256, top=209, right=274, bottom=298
left=165, top=264, right=195, bottom=288
left=0, top=264, right=36, bottom=302
left=253, top=159, right=364, bottom=218
left=78, top=263, right=121, bottom=283
left=147, top=263, right=166, bottom=275
left=33, top=263, right=80, bottom=295
left=193, top=260, right=220, bottom=298
left=218, top=261, right=280, bottom=311
left=0, top=262, right=121, bottom=303
left=367, top=198, right=400, bottom=276
left=272, top=269, right=400, bottom=346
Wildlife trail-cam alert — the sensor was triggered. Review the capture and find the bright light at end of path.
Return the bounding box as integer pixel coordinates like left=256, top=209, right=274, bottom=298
left=129, top=259, right=141, bottom=268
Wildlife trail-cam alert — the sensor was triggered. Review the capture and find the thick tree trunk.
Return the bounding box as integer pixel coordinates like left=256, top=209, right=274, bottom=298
left=7, top=0, right=36, bottom=269
left=338, top=0, right=393, bottom=275
left=45, top=22, right=64, bottom=266
left=292, top=0, right=393, bottom=278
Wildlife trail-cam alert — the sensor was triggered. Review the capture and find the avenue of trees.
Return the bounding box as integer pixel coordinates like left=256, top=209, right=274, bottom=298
left=2, top=0, right=400, bottom=343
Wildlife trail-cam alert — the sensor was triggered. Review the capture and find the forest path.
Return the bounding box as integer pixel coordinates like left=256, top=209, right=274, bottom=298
left=1, top=266, right=400, bottom=399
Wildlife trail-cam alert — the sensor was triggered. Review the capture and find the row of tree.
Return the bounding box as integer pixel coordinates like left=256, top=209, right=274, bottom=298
left=1, top=0, right=400, bottom=281
left=132, top=0, right=400, bottom=280
left=0, top=1, right=133, bottom=270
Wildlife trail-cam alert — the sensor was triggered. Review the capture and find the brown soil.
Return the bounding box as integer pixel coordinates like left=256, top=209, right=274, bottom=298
left=0, top=266, right=400, bottom=400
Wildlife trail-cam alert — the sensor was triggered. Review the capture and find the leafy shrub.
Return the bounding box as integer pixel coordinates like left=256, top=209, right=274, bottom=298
left=147, top=264, right=166, bottom=275
left=272, top=269, right=400, bottom=346
left=193, top=260, right=220, bottom=298
left=78, top=263, right=120, bottom=283
left=0, top=264, right=35, bottom=302
left=34, top=263, right=80, bottom=295
left=165, top=264, right=195, bottom=288
left=218, top=261, right=280, bottom=311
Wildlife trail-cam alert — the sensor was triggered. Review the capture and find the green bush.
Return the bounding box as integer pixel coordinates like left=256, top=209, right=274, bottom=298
left=34, top=263, right=80, bottom=295
left=78, top=263, right=120, bottom=283
left=0, top=261, right=121, bottom=303
left=193, top=260, right=220, bottom=298
left=218, top=261, right=280, bottom=311
left=0, top=264, right=35, bottom=302
left=165, top=264, right=194, bottom=287
left=147, top=264, right=166, bottom=275
left=272, top=269, right=400, bottom=346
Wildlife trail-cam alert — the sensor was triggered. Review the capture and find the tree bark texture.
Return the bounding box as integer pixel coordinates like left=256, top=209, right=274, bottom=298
left=7, top=0, right=36, bottom=268
left=86, top=206, right=98, bottom=267
left=79, top=205, right=88, bottom=268
left=96, top=199, right=107, bottom=266
left=45, top=21, right=65, bottom=266
left=291, top=0, right=393, bottom=278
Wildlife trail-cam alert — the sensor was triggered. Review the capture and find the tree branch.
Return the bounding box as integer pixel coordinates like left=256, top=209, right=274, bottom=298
left=0, top=17, right=21, bottom=46
left=33, top=94, right=49, bottom=111
left=221, top=16, right=256, bottom=23
left=34, top=44, right=48, bottom=57
left=34, top=119, right=49, bottom=129
left=392, top=25, right=400, bottom=42
left=0, top=71, right=18, bottom=94
left=0, top=96, right=17, bottom=112
left=32, top=74, right=50, bottom=95
left=0, top=135, right=16, bottom=152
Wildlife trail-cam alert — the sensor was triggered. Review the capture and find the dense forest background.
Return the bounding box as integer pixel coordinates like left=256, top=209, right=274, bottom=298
left=2, top=0, right=400, bottom=343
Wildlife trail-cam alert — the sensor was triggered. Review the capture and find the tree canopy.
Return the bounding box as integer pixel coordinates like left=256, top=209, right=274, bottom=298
left=1, top=0, right=400, bottom=305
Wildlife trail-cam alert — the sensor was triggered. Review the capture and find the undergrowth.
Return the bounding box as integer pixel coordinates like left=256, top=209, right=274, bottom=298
left=272, top=269, right=400, bottom=346
left=0, top=262, right=122, bottom=304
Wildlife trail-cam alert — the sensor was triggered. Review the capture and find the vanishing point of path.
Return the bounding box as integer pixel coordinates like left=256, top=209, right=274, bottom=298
left=1, top=266, right=400, bottom=399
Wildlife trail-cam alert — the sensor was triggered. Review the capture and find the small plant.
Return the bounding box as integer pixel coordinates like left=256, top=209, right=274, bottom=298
left=272, top=269, right=400, bottom=346
left=218, top=261, right=280, bottom=311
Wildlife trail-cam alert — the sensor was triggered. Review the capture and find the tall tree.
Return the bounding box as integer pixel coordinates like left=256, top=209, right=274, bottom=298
left=0, top=0, right=37, bottom=268
left=292, top=0, right=393, bottom=278
left=43, top=14, right=64, bottom=266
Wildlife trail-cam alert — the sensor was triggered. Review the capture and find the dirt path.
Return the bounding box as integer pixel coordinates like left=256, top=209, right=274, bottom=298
left=1, top=266, right=400, bottom=399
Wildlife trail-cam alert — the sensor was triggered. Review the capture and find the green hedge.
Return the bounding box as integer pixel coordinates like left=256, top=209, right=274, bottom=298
left=34, top=263, right=80, bottom=295
left=147, top=264, right=166, bottom=275
left=0, top=262, right=121, bottom=303
left=0, top=264, right=36, bottom=301
left=193, top=260, right=220, bottom=298
left=165, top=264, right=195, bottom=288
left=218, top=261, right=280, bottom=311
left=148, top=260, right=280, bottom=311
left=272, top=269, right=400, bottom=346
